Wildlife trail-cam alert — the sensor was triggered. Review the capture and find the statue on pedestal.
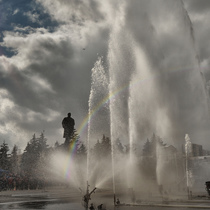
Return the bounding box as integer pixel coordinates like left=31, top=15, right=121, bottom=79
left=62, top=113, right=75, bottom=146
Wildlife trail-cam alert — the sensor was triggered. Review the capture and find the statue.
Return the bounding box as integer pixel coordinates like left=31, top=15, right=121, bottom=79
left=62, top=113, right=75, bottom=145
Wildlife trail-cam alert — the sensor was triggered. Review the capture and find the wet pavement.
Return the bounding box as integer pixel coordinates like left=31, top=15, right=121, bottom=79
left=1, top=200, right=210, bottom=210
left=0, top=187, right=210, bottom=209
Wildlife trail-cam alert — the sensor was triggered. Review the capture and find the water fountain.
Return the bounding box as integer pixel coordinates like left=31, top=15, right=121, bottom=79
left=48, top=1, right=210, bottom=209
left=185, top=134, right=193, bottom=199
left=87, top=56, right=110, bottom=186
left=83, top=182, right=97, bottom=210
left=2, top=1, right=210, bottom=210
left=86, top=0, right=210, bottom=207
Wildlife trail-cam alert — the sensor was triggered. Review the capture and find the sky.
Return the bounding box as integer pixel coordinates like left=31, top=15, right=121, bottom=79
left=0, top=0, right=210, bottom=152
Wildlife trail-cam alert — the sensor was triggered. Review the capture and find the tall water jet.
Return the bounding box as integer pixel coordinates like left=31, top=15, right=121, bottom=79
left=185, top=134, right=192, bottom=199
left=80, top=0, right=210, bottom=203
left=106, top=0, right=210, bottom=200
left=108, top=0, right=210, bottom=148
left=87, top=56, right=109, bottom=186
left=108, top=0, right=131, bottom=197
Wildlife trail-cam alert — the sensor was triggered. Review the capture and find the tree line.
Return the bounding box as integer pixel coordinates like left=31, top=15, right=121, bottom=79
left=0, top=130, right=173, bottom=184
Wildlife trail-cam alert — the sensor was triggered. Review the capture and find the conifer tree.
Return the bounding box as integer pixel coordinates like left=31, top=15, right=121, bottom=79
left=37, top=131, right=48, bottom=155
left=77, top=143, right=87, bottom=157
left=101, top=135, right=111, bottom=158
left=21, top=133, right=49, bottom=177
left=10, top=145, right=19, bottom=174
left=0, top=141, right=10, bottom=170
left=93, top=139, right=102, bottom=159
left=63, top=128, right=80, bottom=152
left=92, top=135, right=111, bottom=160
left=142, top=139, right=152, bottom=156
left=76, top=143, right=87, bottom=164
left=21, top=134, right=37, bottom=175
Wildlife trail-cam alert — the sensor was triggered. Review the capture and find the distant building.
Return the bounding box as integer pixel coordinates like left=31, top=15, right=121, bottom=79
left=182, top=143, right=210, bottom=157
left=164, top=145, right=177, bottom=153
left=192, top=143, right=203, bottom=157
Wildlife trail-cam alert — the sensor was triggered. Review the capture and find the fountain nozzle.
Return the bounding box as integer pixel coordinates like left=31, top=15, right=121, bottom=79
left=83, top=183, right=97, bottom=210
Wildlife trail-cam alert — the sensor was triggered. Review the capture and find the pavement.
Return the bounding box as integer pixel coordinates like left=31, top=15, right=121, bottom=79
left=1, top=187, right=210, bottom=209
left=0, top=186, right=82, bottom=204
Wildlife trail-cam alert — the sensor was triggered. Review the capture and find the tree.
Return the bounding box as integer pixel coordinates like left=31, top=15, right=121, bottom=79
left=92, top=135, right=111, bottom=160
left=141, top=133, right=168, bottom=182
left=37, top=131, right=48, bottom=154
left=142, top=139, right=152, bottom=156
left=63, top=128, right=80, bottom=151
left=142, top=133, right=166, bottom=157
left=21, top=134, right=37, bottom=175
left=77, top=143, right=87, bottom=158
left=21, top=132, right=49, bottom=177
left=10, top=145, right=19, bottom=174
left=93, top=139, right=102, bottom=159
left=101, top=135, right=111, bottom=158
left=36, top=132, right=49, bottom=179
left=0, top=141, right=10, bottom=170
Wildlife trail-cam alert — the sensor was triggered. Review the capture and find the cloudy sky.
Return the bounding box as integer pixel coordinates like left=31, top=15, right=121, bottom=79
left=0, top=0, right=210, bottom=152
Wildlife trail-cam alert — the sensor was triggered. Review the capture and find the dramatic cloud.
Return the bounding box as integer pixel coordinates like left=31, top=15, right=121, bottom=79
left=0, top=0, right=110, bottom=150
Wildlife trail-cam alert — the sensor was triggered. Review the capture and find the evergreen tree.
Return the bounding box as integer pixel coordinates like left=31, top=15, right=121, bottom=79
left=0, top=141, right=10, bottom=170
left=37, top=131, right=48, bottom=155
left=21, top=134, right=37, bottom=175
left=10, top=145, right=19, bottom=174
left=21, top=132, right=49, bottom=177
left=54, top=141, right=64, bottom=152
left=101, top=135, right=111, bottom=158
left=36, top=132, right=49, bottom=177
left=63, top=128, right=80, bottom=151
left=93, top=139, right=102, bottom=159
left=76, top=143, right=87, bottom=161
left=146, top=133, right=166, bottom=157
left=142, top=139, right=152, bottom=156
left=77, top=143, right=86, bottom=156
left=92, top=135, right=111, bottom=160
left=141, top=133, right=168, bottom=182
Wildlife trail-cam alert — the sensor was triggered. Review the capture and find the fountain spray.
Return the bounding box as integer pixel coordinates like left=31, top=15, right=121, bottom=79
left=83, top=181, right=97, bottom=210
left=185, top=134, right=192, bottom=199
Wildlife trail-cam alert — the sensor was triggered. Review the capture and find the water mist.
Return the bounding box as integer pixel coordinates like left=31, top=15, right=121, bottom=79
left=185, top=134, right=192, bottom=198
left=87, top=56, right=109, bottom=187
left=86, top=0, right=210, bottom=202
left=107, top=0, right=210, bottom=201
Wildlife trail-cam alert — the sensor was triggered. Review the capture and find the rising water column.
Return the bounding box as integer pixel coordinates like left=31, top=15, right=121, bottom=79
left=185, top=134, right=192, bottom=199
left=87, top=56, right=109, bottom=186
left=108, top=0, right=130, bottom=200
left=106, top=0, right=210, bottom=202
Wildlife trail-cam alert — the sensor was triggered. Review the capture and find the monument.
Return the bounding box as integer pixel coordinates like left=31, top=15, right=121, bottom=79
left=62, top=112, right=75, bottom=147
